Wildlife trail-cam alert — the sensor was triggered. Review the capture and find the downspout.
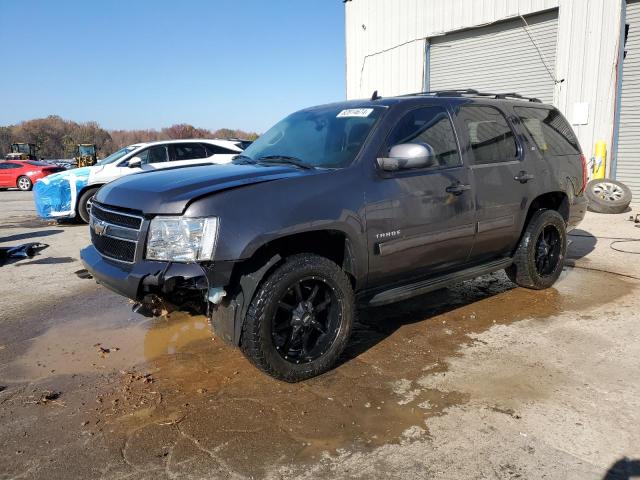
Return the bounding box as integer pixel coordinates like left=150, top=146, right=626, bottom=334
left=344, top=0, right=349, bottom=99
left=423, top=41, right=431, bottom=92
left=610, top=0, right=627, bottom=179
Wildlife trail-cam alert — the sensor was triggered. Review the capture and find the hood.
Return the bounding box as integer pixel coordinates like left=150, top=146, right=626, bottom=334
left=41, top=166, right=93, bottom=183
left=95, top=163, right=317, bottom=214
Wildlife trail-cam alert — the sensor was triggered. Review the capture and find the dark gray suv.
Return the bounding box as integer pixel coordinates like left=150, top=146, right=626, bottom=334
left=81, top=90, right=587, bottom=382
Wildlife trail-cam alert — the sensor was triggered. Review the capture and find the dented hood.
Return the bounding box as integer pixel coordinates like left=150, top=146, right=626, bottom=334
left=95, top=163, right=313, bottom=214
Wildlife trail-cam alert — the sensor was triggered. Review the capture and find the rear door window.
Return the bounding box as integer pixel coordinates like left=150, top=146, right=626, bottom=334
left=514, top=106, right=581, bottom=156
left=172, top=143, right=207, bottom=161
left=386, top=106, right=461, bottom=169
left=458, top=106, right=519, bottom=164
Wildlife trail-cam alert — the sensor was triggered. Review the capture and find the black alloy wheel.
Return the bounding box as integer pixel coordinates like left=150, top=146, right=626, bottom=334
left=534, top=225, right=562, bottom=277
left=240, top=253, right=354, bottom=382
left=506, top=209, right=567, bottom=290
left=272, top=277, right=341, bottom=364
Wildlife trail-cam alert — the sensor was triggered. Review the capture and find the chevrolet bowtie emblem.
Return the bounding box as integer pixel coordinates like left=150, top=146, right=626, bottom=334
left=93, top=219, right=109, bottom=236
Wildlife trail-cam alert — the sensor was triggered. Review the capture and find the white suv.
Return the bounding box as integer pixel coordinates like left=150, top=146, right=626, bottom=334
left=34, top=139, right=244, bottom=223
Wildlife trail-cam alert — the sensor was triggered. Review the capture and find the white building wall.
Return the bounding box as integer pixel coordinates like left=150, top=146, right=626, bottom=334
left=345, top=0, right=624, bottom=164
left=555, top=0, right=624, bottom=165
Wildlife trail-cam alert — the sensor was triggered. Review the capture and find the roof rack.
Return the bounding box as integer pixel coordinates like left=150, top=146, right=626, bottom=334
left=399, top=89, right=542, bottom=103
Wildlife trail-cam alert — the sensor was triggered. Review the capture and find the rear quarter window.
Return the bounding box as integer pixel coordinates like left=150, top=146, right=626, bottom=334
left=514, top=107, right=581, bottom=156
left=458, top=105, right=519, bottom=164
left=203, top=143, right=239, bottom=156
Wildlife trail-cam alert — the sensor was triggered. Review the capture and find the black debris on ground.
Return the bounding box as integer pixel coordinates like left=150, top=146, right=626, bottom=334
left=74, top=269, right=93, bottom=279
left=24, top=390, right=63, bottom=406
left=0, top=242, right=49, bottom=265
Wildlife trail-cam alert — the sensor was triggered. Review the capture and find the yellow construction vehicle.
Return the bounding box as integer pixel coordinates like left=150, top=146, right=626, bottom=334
left=75, top=144, right=97, bottom=167
left=5, top=143, right=38, bottom=161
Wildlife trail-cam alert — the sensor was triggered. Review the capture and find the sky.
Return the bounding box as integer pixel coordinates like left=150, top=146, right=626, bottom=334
left=0, top=0, right=346, bottom=133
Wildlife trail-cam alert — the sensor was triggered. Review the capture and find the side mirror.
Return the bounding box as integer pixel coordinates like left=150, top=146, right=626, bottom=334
left=127, top=157, right=142, bottom=168
left=377, top=143, right=436, bottom=171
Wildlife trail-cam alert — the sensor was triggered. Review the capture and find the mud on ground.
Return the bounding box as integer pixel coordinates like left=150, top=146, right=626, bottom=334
left=1, top=191, right=640, bottom=479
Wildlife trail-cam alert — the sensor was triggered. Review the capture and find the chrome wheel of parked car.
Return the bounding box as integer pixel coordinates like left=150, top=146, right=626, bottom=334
left=78, top=187, right=99, bottom=223
left=17, top=176, right=32, bottom=191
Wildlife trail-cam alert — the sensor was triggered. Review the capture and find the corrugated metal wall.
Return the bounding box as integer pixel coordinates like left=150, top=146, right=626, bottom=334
left=429, top=10, right=558, bottom=104
left=616, top=0, right=640, bottom=199
left=554, top=0, right=624, bottom=171
left=345, top=0, right=625, bottom=166
left=345, top=0, right=559, bottom=99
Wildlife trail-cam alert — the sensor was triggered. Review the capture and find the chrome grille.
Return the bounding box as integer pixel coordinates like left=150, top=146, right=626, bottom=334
left=92, top=202, right=143, bottom=230
left=90, top=230, right=137, bottom=262
left=89, top=204, right=144, bottom=264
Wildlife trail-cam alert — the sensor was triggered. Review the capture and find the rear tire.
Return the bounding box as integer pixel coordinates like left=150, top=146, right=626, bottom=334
left=78, top=187, right=99, bottom=224
left=240, top=254, right=354, bottom=382
left=17, top=176, right=32, bottom=191
left=505, top=209, right=567, bottom=290
left=585, top=178, right=632, bottom=214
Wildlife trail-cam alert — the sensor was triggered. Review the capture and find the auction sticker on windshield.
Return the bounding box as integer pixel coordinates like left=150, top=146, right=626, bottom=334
left=337, top=108, right=374, bottom=118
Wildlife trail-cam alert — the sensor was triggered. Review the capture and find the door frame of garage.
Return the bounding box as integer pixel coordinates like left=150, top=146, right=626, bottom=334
left=611, top=0, right=630, bottom=178
left=423, top=41, right=431, bottom=92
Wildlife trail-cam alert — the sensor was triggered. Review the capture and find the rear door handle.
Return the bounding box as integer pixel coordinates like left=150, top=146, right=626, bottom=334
left=514, top=171, right=535, bottom=183
left=446, top=183, right=472, bottom=195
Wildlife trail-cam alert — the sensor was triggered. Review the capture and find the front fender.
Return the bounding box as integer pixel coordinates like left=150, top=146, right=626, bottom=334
left=184, top=168, right=369, bottom=285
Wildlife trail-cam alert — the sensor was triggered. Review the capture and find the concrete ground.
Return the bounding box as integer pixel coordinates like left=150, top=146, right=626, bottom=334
left=1, top=190, right=639, bottom=480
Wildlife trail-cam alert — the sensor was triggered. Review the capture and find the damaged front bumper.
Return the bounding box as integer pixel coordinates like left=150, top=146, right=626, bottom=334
left=80, top=244, right=234, bottom=312
left=81, top=245, right=281, bottom=348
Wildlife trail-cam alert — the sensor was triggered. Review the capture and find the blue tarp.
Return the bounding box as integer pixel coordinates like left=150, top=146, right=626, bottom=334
left=33, top=167, right=91, bottom=219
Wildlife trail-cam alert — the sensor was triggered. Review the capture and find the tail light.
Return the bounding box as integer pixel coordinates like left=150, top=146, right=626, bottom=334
left=579, top=154, right=588, bottom=193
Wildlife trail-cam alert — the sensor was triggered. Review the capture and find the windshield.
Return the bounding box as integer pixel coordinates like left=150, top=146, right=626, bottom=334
left=96, top=146, right=138, bottom=166
left=239, top=105, right=385, bottom=169
left=12, top=144, right=31, bottom=154
left=79, top=145, right=95, bottom=156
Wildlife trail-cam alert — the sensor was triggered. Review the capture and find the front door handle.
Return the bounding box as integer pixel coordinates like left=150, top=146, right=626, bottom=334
left=514, top=171, right=535, bottom=183
left=446, top=183, right=472, bottom=195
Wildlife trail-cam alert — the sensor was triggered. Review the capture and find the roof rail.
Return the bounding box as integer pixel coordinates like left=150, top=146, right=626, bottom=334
left=399, top=89, right=542, bottom=103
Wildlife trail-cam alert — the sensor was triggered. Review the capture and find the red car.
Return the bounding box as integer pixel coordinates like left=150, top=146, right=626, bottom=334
left=0, top=160, right=66, bottom=191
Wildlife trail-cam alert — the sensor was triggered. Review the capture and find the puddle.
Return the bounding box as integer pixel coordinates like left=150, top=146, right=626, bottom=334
left=0, top=267, right=635, bottom=477
left=3, top=312, right=213, bottom=381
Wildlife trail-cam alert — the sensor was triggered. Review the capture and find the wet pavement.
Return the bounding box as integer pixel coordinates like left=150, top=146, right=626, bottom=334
left=1, top=191, right=639, bottom=479
left=0, top=267, right=635, bottom=479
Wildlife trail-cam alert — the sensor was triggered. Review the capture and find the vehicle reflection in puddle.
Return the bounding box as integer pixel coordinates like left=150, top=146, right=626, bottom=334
left=0, top=267, right=634, bottom=477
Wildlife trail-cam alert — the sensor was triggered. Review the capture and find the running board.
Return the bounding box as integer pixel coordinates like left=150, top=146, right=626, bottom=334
left=367, top=258, right=513, bottom=307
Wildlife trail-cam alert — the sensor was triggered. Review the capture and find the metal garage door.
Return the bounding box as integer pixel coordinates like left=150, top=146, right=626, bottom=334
left=617, top=0, right=640, bottom=201
left=429, top=10, right=559, bottom=104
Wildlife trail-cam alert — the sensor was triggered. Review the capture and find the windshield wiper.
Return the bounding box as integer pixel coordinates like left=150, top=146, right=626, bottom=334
left=232, top=154, right=256, bottom=165
left=256, top=155, right=314, bottom=169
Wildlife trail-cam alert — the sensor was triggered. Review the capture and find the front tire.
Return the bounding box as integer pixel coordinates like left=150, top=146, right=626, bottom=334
left=17, top=176, right=32, bottom=191
left=506, top=209, right=567, bottom=290
left=78, top=187, right=99, bottom=224
left=240, top=254, right=354, bottom=382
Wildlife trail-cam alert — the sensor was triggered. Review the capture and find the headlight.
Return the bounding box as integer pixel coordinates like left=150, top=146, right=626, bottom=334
left=146, top=216, right=218, bottom=262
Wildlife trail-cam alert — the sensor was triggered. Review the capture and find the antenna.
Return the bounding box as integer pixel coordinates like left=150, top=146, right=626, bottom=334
left=371, top=90, right=381, bottom=101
